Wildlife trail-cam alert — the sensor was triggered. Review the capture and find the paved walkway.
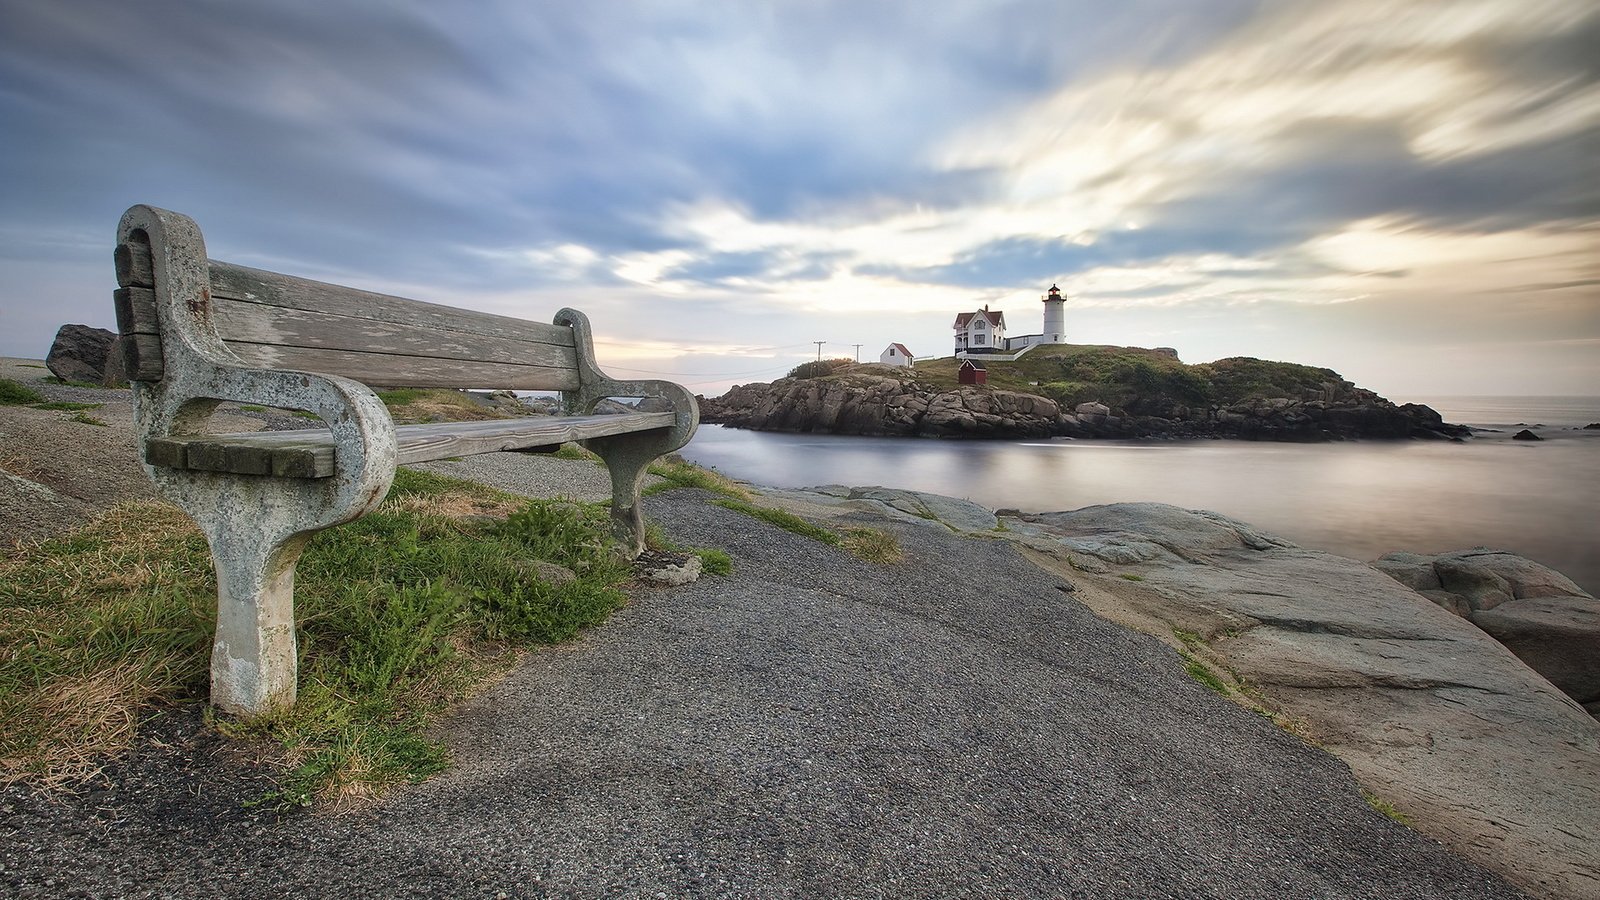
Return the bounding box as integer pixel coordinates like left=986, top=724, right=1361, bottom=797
left=2, top=487, right=1525, bottom=898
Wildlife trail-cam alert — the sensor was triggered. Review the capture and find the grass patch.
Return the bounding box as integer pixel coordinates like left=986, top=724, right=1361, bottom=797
left=0, top=378, right=45, bottom=405
left=239, top=404, right=269, bottom=413
left=842, top=528, right=903, bottom=563
left=70, top=412, right=109, bottom=427
left=1119, top=573, right=1145, bottom=582
left=44, top=376, right=110, bottom=389
left=31, top=401, right=103, bottom=411
left=0, top=467, right=631, bottom=804
left=644, top=458, right=750, bottom=499
left=19, top=363, right=45, bottom=369
left=375, top=388, right=513, bottom=425
left=1169, top=629, right=1231, bottom=696
left=645, top=521, right=732, bottom=576
left=696, top=548, right=733, bottom=576
left=712, top=498, right=840, bottom=546
left=1362, top=791, right=1412, bottom=826
left=1180, top=651, right=1230, bottom=695
left=551, top=443, right=598, bottom=462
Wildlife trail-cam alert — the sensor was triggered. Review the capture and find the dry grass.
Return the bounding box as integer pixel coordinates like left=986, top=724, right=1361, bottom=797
left=383, top=492, right=523, bottom=521
left=842, top=527, right=904, bottom=564
left=376, top=388, right=516, bottom=425
left=1, top=502, right=213, bottom=789
left=644, top=458, right=751, bottom=500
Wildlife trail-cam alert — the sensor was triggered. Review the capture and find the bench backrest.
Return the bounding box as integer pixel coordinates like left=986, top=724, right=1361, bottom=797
left=115, top=227, right=582, bottom=392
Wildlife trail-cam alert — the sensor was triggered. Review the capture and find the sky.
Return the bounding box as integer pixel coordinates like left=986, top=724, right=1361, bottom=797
left=1, top=0, right=1596, bottom=399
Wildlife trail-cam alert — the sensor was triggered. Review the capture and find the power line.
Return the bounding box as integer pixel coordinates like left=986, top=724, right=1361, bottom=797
left=591, top=339, right=816, bottom=354
left=604, top=362, right=796, bottom=378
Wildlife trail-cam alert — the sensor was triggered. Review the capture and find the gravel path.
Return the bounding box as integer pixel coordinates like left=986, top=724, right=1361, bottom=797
left=1, top=484, right=1525, bottom=898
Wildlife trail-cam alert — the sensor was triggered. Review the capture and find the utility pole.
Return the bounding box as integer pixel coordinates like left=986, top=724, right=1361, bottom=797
left=813, top=341, right=826, bottom=361
left=852, top=343, right=863, bottom=363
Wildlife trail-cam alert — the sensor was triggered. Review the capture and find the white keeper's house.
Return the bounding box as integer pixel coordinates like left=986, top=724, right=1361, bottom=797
left=954, top=284, right=1069, bottom=357
left=879, top=342, right=915, bottom=368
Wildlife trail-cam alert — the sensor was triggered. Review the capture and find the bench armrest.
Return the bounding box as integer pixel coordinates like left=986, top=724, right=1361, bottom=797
left=120, top=204, right=397, bottom=524
left=554, top=308, right=700, bottom=454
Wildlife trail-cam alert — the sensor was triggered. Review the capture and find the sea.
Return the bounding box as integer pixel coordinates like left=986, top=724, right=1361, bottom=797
left=678, top=396, right=1600, bottom=595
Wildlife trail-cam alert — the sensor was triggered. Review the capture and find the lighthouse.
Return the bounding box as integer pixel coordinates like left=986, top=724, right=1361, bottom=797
left=1042, top=283, right=1066, bottom=344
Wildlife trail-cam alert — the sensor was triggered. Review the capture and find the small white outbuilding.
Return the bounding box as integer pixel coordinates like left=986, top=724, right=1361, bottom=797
left=879, top=342, right=915, bottom=368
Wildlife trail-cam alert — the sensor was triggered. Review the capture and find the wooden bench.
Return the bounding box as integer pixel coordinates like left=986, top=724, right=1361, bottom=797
left=112, top=205, right=698, bottom=716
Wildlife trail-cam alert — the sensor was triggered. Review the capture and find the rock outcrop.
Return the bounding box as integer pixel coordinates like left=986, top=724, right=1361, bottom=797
left=701, top=371, right=1469, bottom=442
left=705, top=374, right=1063, bottom=438
left=991, top=502, right=1600, bottom=900
left=45, top=324, right=120, bottom=386
left=1374, top=548, right=1600, bottom=715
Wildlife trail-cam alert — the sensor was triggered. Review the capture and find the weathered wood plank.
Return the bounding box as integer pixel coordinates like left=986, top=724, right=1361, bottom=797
left=394, top=413, right=675, bottom=462
left=115, top=240, right=154, bottom=288
left=218, top=343, right=583, bottom=391
left=145, top=434, right=336, bottom=478
left=209, top=296, right=579, bottom=371
left=140, top=413, right=675, bottom=477
left=123, top=332, right=165, bottom=381
left=114, top=287, right=161, bottom=335
left=116, top=284, right=579, bottom=388
left=209, top=262, right=576, bottom=348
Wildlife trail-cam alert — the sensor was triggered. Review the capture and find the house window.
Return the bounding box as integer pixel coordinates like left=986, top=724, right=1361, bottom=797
left=888, top=348, right=896, bottom=356
left=974, top=320, right=986, bottom=330
left=974, top=334, right=986, bottom=345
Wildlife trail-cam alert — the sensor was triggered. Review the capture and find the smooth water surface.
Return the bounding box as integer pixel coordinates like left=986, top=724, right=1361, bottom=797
left=681, top=397, right=1600, bottom=593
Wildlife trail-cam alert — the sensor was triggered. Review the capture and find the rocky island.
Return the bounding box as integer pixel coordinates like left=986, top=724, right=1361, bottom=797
left=700, top=347, right=1471, bottom=441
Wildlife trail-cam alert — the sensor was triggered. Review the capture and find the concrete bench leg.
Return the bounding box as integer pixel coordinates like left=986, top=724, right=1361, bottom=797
left=205, top=524, right=312, bottom=715
left=588, top=435, right=657, bottom=558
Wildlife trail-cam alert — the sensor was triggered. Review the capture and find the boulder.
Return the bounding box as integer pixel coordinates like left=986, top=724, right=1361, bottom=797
left=845, top=486, right=998, bottom=532
left=46, top=324, right=118, bottom=385
left=1513, top=429, right=1542, bottom=441
left=1373, top=548, right=1598, bottom=710
left=1473, top=597, right=1600, bottom=707
left=635, top=549, right=702, bottom=586
left=101, top=335, right=129, bottom=387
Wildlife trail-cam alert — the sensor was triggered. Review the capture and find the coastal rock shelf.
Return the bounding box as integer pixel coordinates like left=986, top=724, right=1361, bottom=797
left=699, top=355, right=1471, bottom=442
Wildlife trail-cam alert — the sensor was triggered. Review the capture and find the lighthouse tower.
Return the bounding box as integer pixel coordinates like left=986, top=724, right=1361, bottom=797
left=1042, top=283, right=1066, bottom=344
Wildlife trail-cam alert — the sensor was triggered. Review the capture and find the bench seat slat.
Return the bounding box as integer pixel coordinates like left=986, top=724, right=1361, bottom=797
left=144, top=413, right=677, bottom=477
left=209, top=262, right=576, bottom=348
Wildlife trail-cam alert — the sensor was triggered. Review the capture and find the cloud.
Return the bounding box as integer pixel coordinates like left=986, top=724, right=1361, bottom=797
left=0, top=0, right=1594, bottom=396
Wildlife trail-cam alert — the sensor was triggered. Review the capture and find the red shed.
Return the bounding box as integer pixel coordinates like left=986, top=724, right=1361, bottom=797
left=957, top=358, right=987, bottom=385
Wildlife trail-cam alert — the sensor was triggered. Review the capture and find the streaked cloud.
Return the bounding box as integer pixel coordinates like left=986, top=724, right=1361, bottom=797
left=0, top=0, right=1594, bottom=395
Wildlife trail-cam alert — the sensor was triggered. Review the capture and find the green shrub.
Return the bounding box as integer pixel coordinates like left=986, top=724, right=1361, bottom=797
left=786, top=358, right=855, bottom=379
